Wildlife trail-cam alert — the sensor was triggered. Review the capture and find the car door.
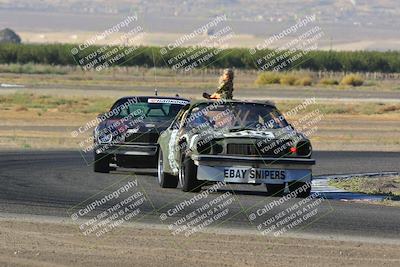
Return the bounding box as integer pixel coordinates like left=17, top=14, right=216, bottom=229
left=159, top=105, right=189, bottom=174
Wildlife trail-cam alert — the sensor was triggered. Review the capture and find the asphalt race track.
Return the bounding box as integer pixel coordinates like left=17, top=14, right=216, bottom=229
left=1, top=150, right=400, bottom=241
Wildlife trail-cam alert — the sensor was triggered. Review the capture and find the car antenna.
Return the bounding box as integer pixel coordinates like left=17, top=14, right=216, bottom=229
left=154, top=89, right=158, bottom=96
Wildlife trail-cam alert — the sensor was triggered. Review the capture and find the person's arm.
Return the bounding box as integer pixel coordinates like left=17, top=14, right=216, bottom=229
left=210, top=82, right=227, bottom=99
left=215, top=82, right=227, bottom=94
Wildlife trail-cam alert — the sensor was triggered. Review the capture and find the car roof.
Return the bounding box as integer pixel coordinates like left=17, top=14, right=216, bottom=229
left=114, top=97, right=275, bottom=107
left=190, top=99, right=276, bottom=107
left=116, top=96, right=190, bottom=102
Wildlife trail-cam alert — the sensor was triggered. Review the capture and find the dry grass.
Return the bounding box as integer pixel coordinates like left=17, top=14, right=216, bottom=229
left=2, top=93, right=400, bottom=117
left=254, top=72, right=281, bottom=85
left=279, top=74, right=298, bottom=85
left=294, top=76, right=313, bottom=86
left=340, top=74, right=364, bottom=86
left=255, top=72, right=313, bottom=86
left=255, top=72, right=370, bottom=88
left=276, top=100, right=400, bottom=116
left=0, top=93, right=113, bottom=114
left=378, top=104, right=400, bottom=113
left=1, top=66, right=400, bottom=92
left=329, top=176, right=400, bottom=200
left=319, top=78, right=339, bottom=85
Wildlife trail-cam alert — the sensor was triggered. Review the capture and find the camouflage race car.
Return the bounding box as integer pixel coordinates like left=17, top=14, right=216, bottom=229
left=157, top=99, right=315, bottom=197
left=93, top=96, right=190, bottom=173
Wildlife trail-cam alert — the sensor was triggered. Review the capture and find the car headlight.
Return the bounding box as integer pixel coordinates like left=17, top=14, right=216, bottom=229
left=96, top=128, right=113, bottom=144
left=196, top=139, right=212, bottom=154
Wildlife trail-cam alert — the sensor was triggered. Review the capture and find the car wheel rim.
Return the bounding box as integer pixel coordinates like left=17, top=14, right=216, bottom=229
left=179, top=161, right=185, bottom=188
left=157, top=151, right=163, bottom=185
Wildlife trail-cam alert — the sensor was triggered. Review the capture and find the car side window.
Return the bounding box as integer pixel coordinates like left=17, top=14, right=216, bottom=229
left=169, top=105, right=189, bottom=130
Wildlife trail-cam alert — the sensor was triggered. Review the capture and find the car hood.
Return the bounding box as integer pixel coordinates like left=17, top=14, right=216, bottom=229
left=98, top=118, right=171, bottom=133
left=210, top=127, right=304, bottom=141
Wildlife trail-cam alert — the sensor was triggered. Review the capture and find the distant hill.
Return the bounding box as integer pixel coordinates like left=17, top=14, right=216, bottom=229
left=0, top=0, right=399, bottom=28
left=0, top=28, right=21, bottom=43
left=1, top=0, right=399, bottom=50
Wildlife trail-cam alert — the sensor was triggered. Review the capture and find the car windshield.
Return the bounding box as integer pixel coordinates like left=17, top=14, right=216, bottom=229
left=185, top=102, right=288, bottom=130
left=110, top=98, right=187, bottom=122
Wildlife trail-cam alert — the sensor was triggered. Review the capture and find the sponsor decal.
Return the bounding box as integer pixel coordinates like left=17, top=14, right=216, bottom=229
left=223, top=130, right=275, bottom=138
left=148, top=98, right=189, bottom=105
left=223, top=167, right=286, bottom=180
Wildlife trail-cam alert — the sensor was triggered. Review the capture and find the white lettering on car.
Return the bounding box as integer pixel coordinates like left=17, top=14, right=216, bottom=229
left=223, top=168, right=286, bottom=180
left=168, top=129, right=179, bottom=173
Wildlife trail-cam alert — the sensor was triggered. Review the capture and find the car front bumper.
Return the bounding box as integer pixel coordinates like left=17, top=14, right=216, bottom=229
left=95, top=143, right=158, bottom=156
left=192, top=154, right=315, bottom=184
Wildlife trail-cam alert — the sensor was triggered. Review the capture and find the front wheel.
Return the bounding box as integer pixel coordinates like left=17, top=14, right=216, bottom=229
left=179, top=156, right=201, bottom=192
left=157, top=149, right=178, bottom=188
left=266, top=183, right=285, bottom=196
left=94, top=153, right=110, bottom=173
left=289, top=182, right=312, bottom=198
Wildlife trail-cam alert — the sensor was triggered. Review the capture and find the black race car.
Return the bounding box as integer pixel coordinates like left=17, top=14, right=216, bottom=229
left=93, top=96, right=190, bottom=173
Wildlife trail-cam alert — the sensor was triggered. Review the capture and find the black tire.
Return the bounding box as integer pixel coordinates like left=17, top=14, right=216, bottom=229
left=157, top=149, right=178, bottom=188
left=94, top=153, right=110, bottom=173
left=288, top=181, right=312, bottom=198
left=266, top=184, right=285, bottom=196
left=179, top=155, right=201, bottom=192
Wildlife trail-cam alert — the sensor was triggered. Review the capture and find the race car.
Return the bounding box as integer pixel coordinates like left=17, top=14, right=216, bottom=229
left=157, top=99, right=315, bottom=197
left=93, top=96, right=190, bottom=173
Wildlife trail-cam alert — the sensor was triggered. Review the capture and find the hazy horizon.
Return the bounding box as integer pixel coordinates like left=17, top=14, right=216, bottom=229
left=1, top=0, right=400, bottom=51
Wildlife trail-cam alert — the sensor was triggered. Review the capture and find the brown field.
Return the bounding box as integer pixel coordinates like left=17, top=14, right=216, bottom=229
left=1, top=218, right=400, bottom=267
left=1, top=66, right=400, bottom=92
left=1, top=68, right=399, bottom=151
left=0, top=93, right=399, bottom=151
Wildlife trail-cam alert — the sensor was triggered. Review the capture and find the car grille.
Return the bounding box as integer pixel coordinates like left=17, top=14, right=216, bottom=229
left=124, top=132, right=159, bottom=143
left=227, top=141, right=292, bottom=157
left=227, top=144, right=258, bottom=155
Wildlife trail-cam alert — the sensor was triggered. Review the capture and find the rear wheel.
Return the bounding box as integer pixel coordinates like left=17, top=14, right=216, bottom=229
left=179, top=155, right=201, bottom=192
left=94, top=153, right=110, bottom=173
left=289, top=181, right=311, bottom=198
left=266, top=184, right=285, bottom=196
left=157, top=150, right=178, bottom=188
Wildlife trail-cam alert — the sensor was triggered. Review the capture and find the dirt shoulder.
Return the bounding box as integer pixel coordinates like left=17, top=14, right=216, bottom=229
left=329, top=176, right=400, bottom=206
left=1, top=217, right=400, bottom=267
